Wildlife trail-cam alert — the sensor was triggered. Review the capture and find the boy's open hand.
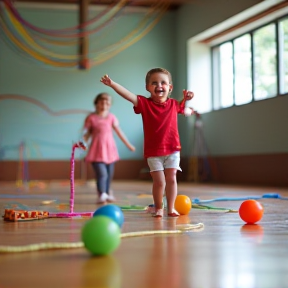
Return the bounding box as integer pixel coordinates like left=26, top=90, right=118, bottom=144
left=100, top=74, right=112, bottom=86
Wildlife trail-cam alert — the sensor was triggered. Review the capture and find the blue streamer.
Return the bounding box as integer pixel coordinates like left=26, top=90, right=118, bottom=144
left=192, top=193, right=288, bottom=204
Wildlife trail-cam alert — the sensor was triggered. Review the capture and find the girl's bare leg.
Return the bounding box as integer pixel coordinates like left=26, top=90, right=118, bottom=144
left=164, top=168, right=178, bottom=214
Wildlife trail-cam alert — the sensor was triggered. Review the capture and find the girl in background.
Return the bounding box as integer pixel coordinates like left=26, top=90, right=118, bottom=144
left=83, top=93, right=135, bottom=204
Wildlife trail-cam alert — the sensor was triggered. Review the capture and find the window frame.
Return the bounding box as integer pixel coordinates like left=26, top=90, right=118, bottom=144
left=211, top=14, right=288, bottom=111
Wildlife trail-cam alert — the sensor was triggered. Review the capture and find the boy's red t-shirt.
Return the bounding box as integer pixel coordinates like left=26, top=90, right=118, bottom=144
left=133, top=95, right=181, bottom=158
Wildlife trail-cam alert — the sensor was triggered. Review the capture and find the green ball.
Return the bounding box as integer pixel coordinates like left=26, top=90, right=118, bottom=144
left=81, top=216, right=121, bottom=256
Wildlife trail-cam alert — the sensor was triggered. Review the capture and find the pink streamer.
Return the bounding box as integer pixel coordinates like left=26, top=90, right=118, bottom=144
left=50, top=142, right=93, bottom=218
left=49, top=212, right=93, bottom=218
left=70, top=144, right=76, bottom=213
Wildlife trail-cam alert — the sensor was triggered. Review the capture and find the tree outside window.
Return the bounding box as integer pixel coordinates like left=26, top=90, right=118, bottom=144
left=253, top=24, right=277, bottom=100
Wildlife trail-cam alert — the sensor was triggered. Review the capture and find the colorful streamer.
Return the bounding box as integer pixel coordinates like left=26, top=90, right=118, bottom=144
left=0, top=94, right=91, bottom=116
left=0, top=0, right=170, bottom=68
left=192, top=193, right=288, bottom=204
left=48, top=141, right=94, bottom=218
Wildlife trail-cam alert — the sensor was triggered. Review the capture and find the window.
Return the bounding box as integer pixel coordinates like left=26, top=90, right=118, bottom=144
left=187, top=1, right=288, bottom=114
left=253, top=24, right=277, bottom=100
left=219, top=42, right=233, bottom=108
left=234, top=34, right=252, bottom=105
left=212, top=17, right=287, bottom=110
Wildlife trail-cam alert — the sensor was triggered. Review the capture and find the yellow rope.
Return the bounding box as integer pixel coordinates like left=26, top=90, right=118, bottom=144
left=121, top=223, right=204, bottom=238
left=0, top=223, right=204, bottom=253
left=0, top=242, right=84, bottom=253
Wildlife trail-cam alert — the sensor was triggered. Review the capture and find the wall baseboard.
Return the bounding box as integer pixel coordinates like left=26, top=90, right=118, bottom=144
left=0, top=153, right=287, bottom=187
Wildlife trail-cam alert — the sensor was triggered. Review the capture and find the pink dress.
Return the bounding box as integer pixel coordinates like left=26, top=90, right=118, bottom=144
left=84, top=113, right=119, bottom=164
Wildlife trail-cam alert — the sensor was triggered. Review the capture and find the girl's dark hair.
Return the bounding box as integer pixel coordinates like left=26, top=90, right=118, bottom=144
left=93, top=93, right=111, bottom=105
left=145, top=68, right=172, bottom=85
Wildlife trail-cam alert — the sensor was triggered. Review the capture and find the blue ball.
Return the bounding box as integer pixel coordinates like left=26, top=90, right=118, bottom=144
left=93, top=204, right=124, bottom=228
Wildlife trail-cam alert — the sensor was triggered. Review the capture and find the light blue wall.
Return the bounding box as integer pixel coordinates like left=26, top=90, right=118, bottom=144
left=176, top=0, right=288, bottom=156
left=0, top=7, right=176, bottom=160
left=2, top=2, right=286, bottom=163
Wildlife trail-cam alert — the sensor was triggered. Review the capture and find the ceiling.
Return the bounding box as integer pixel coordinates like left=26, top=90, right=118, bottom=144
left=14, top=0, right=195, bottom=10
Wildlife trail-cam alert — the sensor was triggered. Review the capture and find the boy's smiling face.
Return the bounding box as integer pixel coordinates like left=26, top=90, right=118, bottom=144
left=146, top=72, right=173, bottom=103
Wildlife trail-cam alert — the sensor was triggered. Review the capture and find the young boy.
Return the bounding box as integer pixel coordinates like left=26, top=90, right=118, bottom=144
left=100, top=68, right=194, bottom=217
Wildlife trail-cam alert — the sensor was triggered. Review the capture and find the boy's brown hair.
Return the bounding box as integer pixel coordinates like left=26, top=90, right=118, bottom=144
left=145, top=68, right=173, bottom=85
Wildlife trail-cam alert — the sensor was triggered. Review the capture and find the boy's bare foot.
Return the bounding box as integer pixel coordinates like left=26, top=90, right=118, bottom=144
left=167, top=209, right=180, bottom=217
left=152, top=208, right=163, bottom=218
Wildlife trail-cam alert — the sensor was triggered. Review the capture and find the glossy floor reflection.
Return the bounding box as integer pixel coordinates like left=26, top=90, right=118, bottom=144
left=0, top=180, right=287, bottom=288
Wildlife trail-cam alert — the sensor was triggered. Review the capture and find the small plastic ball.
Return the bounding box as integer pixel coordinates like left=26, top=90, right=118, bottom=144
left=174, top=195, right=192, bottom=215
left=81, top=216, right=121, bottom=255
left=93, top=204, right=124, bottom=228
left=239, top=200, right=264, bottom=224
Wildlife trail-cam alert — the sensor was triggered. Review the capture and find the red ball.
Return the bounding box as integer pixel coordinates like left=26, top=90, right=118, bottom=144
left=239, top=200, right=264, bottom=224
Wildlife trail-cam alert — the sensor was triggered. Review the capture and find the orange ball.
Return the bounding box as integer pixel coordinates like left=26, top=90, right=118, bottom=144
left=174, top=195, right=192, bottom=215
left=239, top=200, right=264, bottom=224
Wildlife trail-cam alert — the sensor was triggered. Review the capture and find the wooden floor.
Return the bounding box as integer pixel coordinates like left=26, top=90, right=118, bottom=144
left=0, top=180, right=288, bottom=288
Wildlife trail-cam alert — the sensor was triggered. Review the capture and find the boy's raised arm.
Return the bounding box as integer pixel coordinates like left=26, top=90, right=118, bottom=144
left=100, top=74, right=138, bottom=106
left=179, top=89, right=195, bottom=116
